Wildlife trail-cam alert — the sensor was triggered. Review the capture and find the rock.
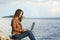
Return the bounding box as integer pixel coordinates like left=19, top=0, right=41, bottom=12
left=0, top=30, right=30, bottom=40
left=0, top=30, right=11, bottom=40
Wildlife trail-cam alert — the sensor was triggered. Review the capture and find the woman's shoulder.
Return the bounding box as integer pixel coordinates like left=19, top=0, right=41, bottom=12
left=13, top=17, right=18, bottom=20
left=12, top=17, right=18, bottom=22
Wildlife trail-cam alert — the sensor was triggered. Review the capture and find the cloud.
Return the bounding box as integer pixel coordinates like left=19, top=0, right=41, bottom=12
left=0, top=0, right=6, bottom=4
left=30, top=10, right=40, bottom=18
left=24, top=0, right=60, bottom=7
left=49, top=1, right=60, bottom=14
left=12, top=0, right=60, bottom=8
left=50, top=7, right=60, bottom=13
left=0, top=0, right=60, bottom=7
left=0, top=0, right=60, bottom=17
left=0, top=0, right=17, bottom=4
left=0, top=0, right=47, bottom=3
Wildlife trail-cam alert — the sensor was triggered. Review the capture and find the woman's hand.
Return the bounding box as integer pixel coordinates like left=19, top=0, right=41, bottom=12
left=22, top=29, right=29, bottom=32
left=24, top=29, right=29, bottom=32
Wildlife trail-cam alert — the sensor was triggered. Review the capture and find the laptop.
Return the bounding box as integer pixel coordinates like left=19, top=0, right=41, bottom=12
left=29, top=22, right=35, bottom=31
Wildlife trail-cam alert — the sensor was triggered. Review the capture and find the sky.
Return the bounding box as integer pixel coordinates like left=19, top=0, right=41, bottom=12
left=0, top=0, right=60, bottom=18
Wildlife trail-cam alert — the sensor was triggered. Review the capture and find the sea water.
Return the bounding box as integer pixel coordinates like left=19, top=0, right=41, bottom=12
left=0, top=18, right=60, bottom=40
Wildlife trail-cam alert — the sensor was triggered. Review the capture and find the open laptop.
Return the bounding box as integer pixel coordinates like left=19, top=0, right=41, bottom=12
left=29, top=22, right=35, bottom=31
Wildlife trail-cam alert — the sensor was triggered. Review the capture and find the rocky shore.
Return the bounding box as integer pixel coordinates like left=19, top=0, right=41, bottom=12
left=0, top=30, right=30, bottom=40
left=0, top=30, right=11, bottom=40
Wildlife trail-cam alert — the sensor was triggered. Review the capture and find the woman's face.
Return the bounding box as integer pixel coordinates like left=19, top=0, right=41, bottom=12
left=19, top=12, right=23, bottom=18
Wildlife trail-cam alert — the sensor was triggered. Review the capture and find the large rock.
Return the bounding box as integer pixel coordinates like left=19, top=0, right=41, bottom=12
left=0, top=30, right=11, bottom=40
left=0, top=30, right=30, bottom=40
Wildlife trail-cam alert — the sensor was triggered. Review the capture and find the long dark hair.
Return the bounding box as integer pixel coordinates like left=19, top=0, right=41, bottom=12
left=13, top=9, right=23, bottom=22
left=11, top=9, right=23, bottom=27
left=13, top=9, right=23, bottom=17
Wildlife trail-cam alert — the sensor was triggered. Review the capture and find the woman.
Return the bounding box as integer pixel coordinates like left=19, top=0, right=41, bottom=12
left=11, top=9, right=36, bottom=40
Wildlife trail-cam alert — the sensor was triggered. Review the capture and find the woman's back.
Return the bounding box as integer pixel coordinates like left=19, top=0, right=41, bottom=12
left=11, top=18, right=23, bottom=35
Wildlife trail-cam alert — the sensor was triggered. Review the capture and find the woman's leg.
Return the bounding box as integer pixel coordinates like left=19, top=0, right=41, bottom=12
left=28, top=31, right=36, bottom=40
left=12, top=31, right=29, bottom=39
left=12, top=31, right=36, bottom=40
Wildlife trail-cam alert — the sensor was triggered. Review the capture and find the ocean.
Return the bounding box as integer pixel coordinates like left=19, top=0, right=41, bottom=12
left=0, top=18, right=60, bottom=40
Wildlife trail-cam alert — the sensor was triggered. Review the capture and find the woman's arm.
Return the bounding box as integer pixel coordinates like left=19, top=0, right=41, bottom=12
left=12, top=18, right=28, bottom=32
left=16, top=19, right=28, bottom=32
left=16, top=19, right=24, bottom=32
left=12, top=19, right=22, bottom=32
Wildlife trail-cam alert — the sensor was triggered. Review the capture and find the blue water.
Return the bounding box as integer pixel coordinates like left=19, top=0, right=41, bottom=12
left=0, top=18, right=60, bottom=40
